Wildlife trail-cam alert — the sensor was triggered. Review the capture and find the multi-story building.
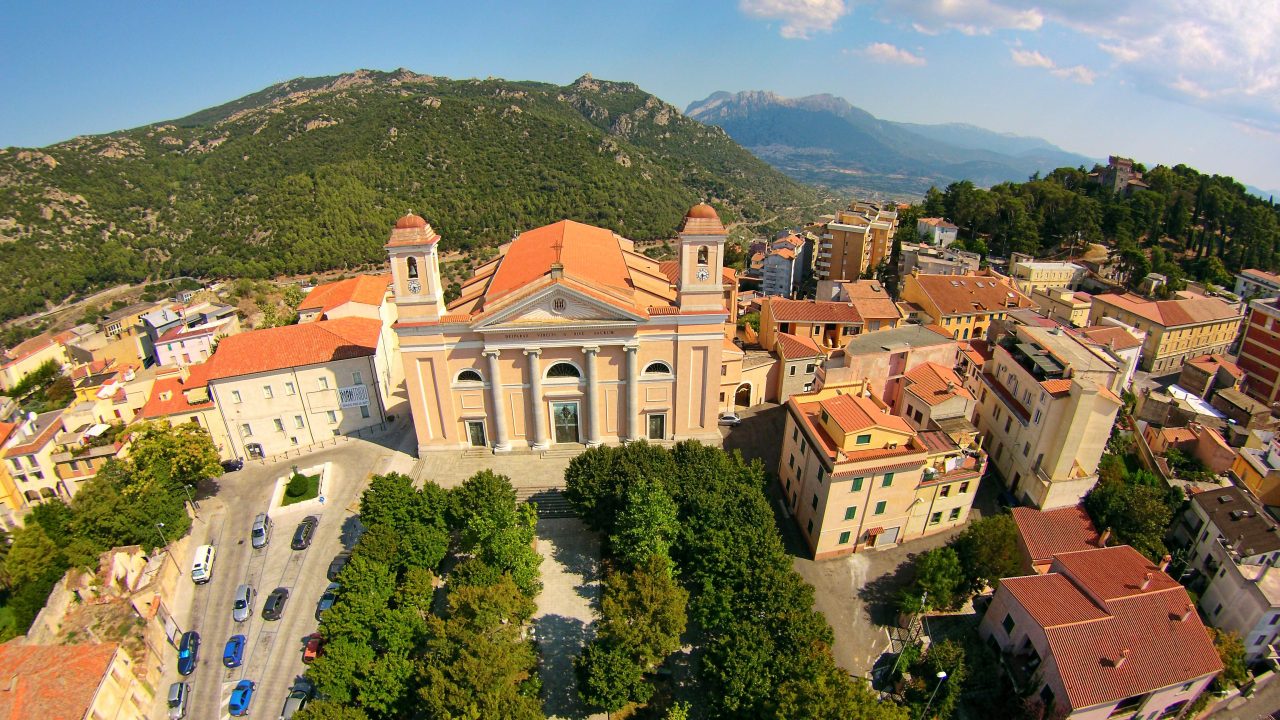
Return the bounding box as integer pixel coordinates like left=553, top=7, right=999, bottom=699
left=1235, top=269, right=1280, bottom=300
left=0, top=641, right=153, bottom=720
left=1237, top=297, right=1280, bottom=404
left=778, top=389, right=984, bottom=558
left=898, top=243, right=981, bottom=278
left=759, top=293, right=901, bottom=353
left=204, top=316, right=392, bottom=460
left=0, top=334, right=67, bottom=393
left=916, top=217, right=958, bottom=246
left=1031, top=288, right=1092, bottom=327
left=813, top=201, right=897, bottom=281
left=1088, top=292, right=1244, bottom=374
left=979, top=545, right=1220, bottom=720
left=1010, top=505, right=1102, bottom=574
left=391, top=206, right=730, bottom=454
left=971, top=325, right=1123, bottom=509
left=1181, top=486, right=1280, bottom=661
left=900, top=271, right=1034, bottom=342
left=1008, top=259, right=1086, bottom=296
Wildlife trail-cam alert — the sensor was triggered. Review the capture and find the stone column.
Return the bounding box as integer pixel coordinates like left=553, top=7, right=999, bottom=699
left=583, top=345, right=602, bottom=447
left=483, top=349, right=510, bottom=452
left=524, top=349, right=549, bottom=451
left=624, top=345, right=642, bottom=442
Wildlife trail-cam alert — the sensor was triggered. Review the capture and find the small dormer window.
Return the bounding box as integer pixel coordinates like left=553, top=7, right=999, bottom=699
left=407, top=257, right=419, bottom=279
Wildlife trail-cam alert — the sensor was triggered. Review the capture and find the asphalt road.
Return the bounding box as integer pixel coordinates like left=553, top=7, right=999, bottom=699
left=157, top=427, right=415, bottom=720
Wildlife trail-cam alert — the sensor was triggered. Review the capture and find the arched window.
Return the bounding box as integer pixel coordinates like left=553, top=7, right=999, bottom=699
left=407, top=257, right=419, bottom=279
left=546, top=362, right=582, bottom=379
left=697, top=247, right=709, bottom=266
left=456, top=369, right=483, bottom=383
left=643, top=361, right=672, bottom=375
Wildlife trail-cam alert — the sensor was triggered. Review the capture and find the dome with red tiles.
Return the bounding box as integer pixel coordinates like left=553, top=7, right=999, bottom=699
left=395, top=213, right=428, bottom=230
left=686, top=203, right=719, bottom=220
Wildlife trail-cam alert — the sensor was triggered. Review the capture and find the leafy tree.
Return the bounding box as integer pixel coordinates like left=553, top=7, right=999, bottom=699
left=952, top=514, right=1022, bottom=593
left=609, top=478, right=679, bottom=567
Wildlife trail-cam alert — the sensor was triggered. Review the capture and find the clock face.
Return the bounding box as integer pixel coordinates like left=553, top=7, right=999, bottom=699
left=697, top=268, right=710, bottom=281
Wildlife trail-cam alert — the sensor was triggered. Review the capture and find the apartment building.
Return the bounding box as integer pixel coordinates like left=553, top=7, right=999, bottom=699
left=900, top=272, right=1034, bottom=342
left=0, top=641, right=153, bottom=720
left=778, top=389, right=984, bottom=559
left=205, top=317, right=392, bottom=460
left=979, top=545, right=1219, bottom=720
left=1008, top=259, right=1086, bottom=295
left=971, top=325, right=1123, bottom=509
left=1031, top=288, right=1092, bottom=327
left=1088, top=292, right=1243, bottom=373
left=898, top=243, right=981, bottom=278
left=1182, top=486, right=1280, bottom=661
left=1237, top=297, right=1280, bottom=404
left=1235, top=269, right=1280, bottom=300
left=813, top=201, right=897, bottom=281
left=915, top=217, right=958, bottom=246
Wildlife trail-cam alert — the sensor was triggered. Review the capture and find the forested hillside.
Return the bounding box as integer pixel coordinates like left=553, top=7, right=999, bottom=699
left=0, top=69, right=822, bottom=324
left=902, top=164, right=1280, bottom=290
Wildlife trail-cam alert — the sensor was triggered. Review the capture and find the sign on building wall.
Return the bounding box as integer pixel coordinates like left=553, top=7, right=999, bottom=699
left=338, top=385, right=370, bottom=408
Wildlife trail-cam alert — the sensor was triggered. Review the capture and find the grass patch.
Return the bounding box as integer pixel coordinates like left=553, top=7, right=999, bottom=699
left=282, top=473, right=320, bottom=506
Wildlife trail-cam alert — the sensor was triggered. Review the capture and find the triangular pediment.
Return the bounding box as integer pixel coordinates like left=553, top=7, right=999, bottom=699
left=474, top=284, right=645, bottom=330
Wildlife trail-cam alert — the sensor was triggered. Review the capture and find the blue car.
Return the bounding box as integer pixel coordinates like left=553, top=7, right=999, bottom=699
left=223, top=634, right=245, bottom=668
left=176, top=631, right=200, bottom=676
left=229, top=680, right=255, bottom=717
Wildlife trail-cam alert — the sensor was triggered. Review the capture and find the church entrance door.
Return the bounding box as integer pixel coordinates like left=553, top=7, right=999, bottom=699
left=551, top=402, right=581, bottom=444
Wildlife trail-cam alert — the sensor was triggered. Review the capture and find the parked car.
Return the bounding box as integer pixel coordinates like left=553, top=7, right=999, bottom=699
left=291, top=516, right=318, bottom=550
left=222, top=634, right=245, bottom=668
left=166, top=681, right=190, bottom=720
left=262, top=587, right=289, bottom=620
left=232, top=584, right=255, bottom=623
left=326, top=552, right=350, bottom=581
left=251, top=513, right=272, bottom=549
left=315, top=583, right=338, bottom=621
left=302, top=632, right=324, bottom=663
left=176, top=631, right=200, bottom=676
left=228, top=680, right=255, bottom=717
left=717, top=412, right=742, bottom=427
left=221, top=458, right=244, bottom=473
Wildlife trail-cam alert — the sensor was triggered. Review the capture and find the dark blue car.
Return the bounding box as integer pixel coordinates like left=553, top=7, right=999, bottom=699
left=223, top=634, right=245, bottom=668
left=177, top=631, right=200, bottom=676
left=229, top=680, right=255, bottom=717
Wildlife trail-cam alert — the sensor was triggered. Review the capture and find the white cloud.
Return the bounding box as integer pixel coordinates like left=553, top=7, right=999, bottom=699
left=1009, top=48, right=1095, bottom=84
left=859, top=42, right=927, bottom=65
left=739, top=0, right=849, bottom=39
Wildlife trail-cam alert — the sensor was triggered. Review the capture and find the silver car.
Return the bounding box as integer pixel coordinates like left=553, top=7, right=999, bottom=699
left=167, top=681, right=190, bottom=720
left=232, top=584, right=255, bottom=623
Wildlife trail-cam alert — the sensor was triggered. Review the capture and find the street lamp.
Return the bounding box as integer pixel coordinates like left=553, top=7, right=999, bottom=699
left=920, top=670, right=948, bottom=720
left=182, top=484, right=199, bottom=518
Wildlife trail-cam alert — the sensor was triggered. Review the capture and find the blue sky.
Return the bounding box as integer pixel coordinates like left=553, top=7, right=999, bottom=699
left=2, top=0, right=1278, bottom=191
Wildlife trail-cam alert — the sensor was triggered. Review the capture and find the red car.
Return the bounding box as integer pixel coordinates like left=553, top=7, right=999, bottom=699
left=302, top=633, right=324, bottom=664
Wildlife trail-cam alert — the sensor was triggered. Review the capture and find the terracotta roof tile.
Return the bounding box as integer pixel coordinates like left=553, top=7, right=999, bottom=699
left=0, top=641, right=119, bottom=720
left=767, top=297, right=862, bottom=323
left=775, top=332, right=824, bottom=359
left=1012, top=505, right=1102, bottom=566
left=299, top=275, right=389, bottom=314
left=903, top=362, right=973, bottom=406
left=205, top=317, right=380, bottom=380
left=910, top=274, right=1033, bottom=315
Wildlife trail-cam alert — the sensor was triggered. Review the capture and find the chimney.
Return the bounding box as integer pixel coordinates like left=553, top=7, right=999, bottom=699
left=1140, top=572, right=1153, bottom=591
left=1159, top=554, right=1171, bottom=572
left=1098, top=527, right=1112, bottom=547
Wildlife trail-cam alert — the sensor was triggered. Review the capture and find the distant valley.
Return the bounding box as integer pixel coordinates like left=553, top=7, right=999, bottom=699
left=685, top=90, right=1096, bottom=198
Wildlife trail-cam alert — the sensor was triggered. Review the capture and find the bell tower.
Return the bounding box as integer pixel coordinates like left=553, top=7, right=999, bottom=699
left=386, top=212, right=445, bottom=322
left=676, top=203, right=727, bottom=313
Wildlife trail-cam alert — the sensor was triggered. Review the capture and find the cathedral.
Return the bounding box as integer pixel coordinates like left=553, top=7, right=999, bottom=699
left=386, top=204, right=738, bottom=453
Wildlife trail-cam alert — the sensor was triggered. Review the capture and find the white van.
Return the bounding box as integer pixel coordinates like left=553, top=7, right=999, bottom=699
left=191, top=544, right=216, bottom=584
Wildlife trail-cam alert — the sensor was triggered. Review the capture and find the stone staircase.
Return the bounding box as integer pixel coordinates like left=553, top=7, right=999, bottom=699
left=517, top=486, right=576, bottom=519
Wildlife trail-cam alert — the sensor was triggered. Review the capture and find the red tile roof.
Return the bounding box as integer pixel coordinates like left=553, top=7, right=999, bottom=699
left=767, top=297, right=862, bottom=323
left=1092, top=292, right=1241, bottom=327
left=775, top=332, right=824, bottom=360
left=1076, top=325, right=1143, bottom=352
left=0, top=641, right=119, bottom=720
left=299, top=275, right=389, bottom=315
left=821, top=394, right=913, bottom=435
left=1012, top=505, right=1102, bottom=566
left=139, top=371, right=215, bottom=419
left=903, top=362, right=973, bottom=406
left=1000, top=546, right=1221, bottom=712
left=910, top=274, right=1033, bottom=316
left=205, top=317, right=381, bottom=380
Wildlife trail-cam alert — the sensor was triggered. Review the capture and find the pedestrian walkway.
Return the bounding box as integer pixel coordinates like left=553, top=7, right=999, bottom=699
left=532, top=517, right=605, bottom=720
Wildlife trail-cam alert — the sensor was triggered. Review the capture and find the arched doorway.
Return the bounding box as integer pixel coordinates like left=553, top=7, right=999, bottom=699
left=734, top=383, right=752, bottom=408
